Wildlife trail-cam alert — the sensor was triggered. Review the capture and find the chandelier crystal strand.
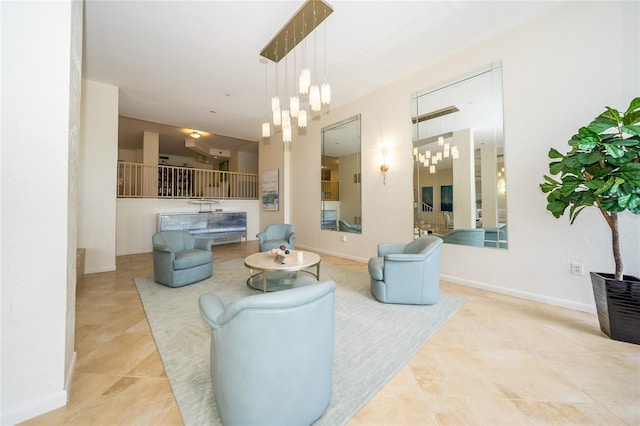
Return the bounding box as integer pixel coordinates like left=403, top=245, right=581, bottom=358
left=290, top=23, right=300, bottom=118
left=321, top=17, right=331, bottom=105
left=309, top=22, right=321, bottom=112
left=272, top=44, right=281, bottom=126
left=262, top=61, right=270, bottom=138
left=299, top=14, right=310, bottom=95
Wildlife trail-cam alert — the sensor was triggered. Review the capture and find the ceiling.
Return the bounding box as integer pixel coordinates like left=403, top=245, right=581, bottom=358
left=84, top=0, right=564, bottom=160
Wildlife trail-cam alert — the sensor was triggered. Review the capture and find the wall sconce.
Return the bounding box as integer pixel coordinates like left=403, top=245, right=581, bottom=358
left=377, top=145, right=390, bottom=185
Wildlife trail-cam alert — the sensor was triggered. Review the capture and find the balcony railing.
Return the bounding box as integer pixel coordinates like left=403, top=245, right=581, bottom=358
left=321, top=181, right=339, bottom=201
left=117, top=162, right=259, bottom=200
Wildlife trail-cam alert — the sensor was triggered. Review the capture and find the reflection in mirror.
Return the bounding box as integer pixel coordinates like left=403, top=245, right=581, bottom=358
left=321, top=115, right=362, bottom=234
left=411, top=63, right=507, bottom=248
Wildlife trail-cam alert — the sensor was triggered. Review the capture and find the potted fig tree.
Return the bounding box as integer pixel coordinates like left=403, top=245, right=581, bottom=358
left=540, top=97, right=640, bottom=345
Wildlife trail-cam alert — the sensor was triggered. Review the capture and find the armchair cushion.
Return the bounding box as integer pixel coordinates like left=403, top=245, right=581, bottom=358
left=442, top=228, right=485, bottom=247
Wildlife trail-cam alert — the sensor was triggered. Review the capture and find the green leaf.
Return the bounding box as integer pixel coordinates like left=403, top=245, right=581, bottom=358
left=604, top=144, right=626, bottom=158
left=546, top=201, right=568, bottom=217
left=549, top=161, right=564, bottom=175
left=585, top=179, right=605, bottom=190
left=600, top=197, right=626, bottom=212
left=539, top=183, right=555, bottom=193
left=618, top=163, right=640, bottom=186
left=569, top=205, right=588, bottom=224
left=621, top=125, right=640, bottom=136
left=563, top=156, right=582, bottom=168
left=576, top=150, right=603, bottom=165
left=625, top=97, right=640, bottom=115
left=548, top=148, right=565, bottom=159
left=601, top=107, right=621, bottom=123
left=622, top=111, right=640, bottom=126
left=617, top=193, right=631, bottom=208
left=542, top=175, right=562, bottom=185
left=587, top=120, right=614, bottom=134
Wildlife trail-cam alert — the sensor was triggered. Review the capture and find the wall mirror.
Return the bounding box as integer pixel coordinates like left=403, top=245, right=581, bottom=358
left=411, top=62, right=507, bottom=248
left=321, top=114, right=362, bottom=234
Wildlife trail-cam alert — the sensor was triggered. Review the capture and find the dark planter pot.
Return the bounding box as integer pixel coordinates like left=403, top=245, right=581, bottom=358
left=590, top=272, right=640, bottom=345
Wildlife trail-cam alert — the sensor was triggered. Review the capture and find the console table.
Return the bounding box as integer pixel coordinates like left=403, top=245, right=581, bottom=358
left=158, top=211, right=247, bottom=244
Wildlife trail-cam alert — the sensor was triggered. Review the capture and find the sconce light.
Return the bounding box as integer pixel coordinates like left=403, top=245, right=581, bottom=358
left=378, top=144, right=390, bottom=185
left=190, top=131, right=201, bottom=139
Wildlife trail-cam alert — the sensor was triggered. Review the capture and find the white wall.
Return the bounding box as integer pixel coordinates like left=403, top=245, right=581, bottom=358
left=79, top=80, right=119, bottom=273
left=116, top=199, right=261, bottom=255
left=1, top=1, right=81, bottom=423
left=286, top=1, right=640, bottom=312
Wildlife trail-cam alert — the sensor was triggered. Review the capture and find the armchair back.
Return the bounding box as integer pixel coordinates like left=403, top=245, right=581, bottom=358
left=199, top=280, right=336, bottom=425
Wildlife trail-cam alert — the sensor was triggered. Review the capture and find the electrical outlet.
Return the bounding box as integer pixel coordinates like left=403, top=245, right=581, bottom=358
left=570, top=262, right=584, bottom=276
left=341, top=235, right=347, bottom=242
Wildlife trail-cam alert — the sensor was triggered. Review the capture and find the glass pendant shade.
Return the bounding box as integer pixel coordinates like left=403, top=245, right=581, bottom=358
left=290, top=96, right=300, bottom=117
left=272, top=96, right=280, bottom=112
left=299, top=68, right=311, bottom=94
left=309, top=85, right=321, bottom=112
left=262, top=122, right=271, bottom=138
left=321, top=80, right=331, bottom=105
left=298, top=109, right=307, bottom=128
left=438, top=135, right=444, bottom=146
left=283, top=124, right=292, bottom=143
left=281, top=109, right=291, bottom=127
left=429, top=165, right=436, bottom=174
left=273, top=109, right=281, bottom=126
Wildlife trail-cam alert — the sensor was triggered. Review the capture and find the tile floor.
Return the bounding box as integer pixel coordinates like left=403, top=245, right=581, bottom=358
left=22, top=241, right=639, bottom=425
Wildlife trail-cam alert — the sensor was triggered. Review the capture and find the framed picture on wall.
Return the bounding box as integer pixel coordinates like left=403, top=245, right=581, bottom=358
left=262, top=169, right=279, bottom=211
left=441, top=185, right=453, bottom=211
left=421, top=186, right=433, bottom=211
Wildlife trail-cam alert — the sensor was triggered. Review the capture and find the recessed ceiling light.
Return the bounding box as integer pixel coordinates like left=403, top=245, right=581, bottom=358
left=190, top=131, right=201, bottom=139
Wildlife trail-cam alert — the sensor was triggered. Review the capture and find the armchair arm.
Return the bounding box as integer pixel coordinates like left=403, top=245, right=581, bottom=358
left=194, top=238, right=213, bottom=252
left=377, top=243, right=406, bottom=257
left=256, top=232, right=266, bottom=244
left=384, top=253, right=427, bottom=262
left=215, top=281, right=336, bottom=326
left=199, top=293, right=226, bottom=329
left=287, top=232, right=297, bottom=245
left=152, top=244, right=172, bottom=253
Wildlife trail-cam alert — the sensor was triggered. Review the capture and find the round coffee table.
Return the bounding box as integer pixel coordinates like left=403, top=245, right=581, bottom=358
left=244, top=250, right=321, bottom=292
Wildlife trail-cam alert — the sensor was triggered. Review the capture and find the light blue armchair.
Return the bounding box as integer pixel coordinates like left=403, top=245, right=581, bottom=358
left=442, top=228, right=486, bottom=247
left=199, top=280, right=336, bottom=425
left=338, top=219, right=361, bottom=233
left=256, top=224, right=296, bottom=252
left=152, top=231, right=213, bottom=287
left=368, top=235, right=443, bottom=305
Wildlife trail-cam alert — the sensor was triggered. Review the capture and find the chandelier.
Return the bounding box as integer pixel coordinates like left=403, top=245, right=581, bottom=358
left=260, top=0, right=334, bottom=142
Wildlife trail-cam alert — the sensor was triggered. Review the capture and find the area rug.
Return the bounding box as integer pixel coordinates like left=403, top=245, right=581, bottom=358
left=134, top=259, right=465, bottom=425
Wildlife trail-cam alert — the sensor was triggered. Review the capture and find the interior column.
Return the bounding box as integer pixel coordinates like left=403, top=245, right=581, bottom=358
left=480, top=142, right=498, bottom=227
left=143, top=131, right=159, bottom=197
left=452, top=128, right=476, bottom=229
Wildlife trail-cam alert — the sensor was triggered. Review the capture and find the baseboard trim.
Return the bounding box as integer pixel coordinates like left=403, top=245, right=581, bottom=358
left=84, top=265, right=116, bottom=274
left=441, top=273, right=596, bottom=314
left=1, top=389, right=67, bottom=426
left=296, top=244, right=369, bottom=264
